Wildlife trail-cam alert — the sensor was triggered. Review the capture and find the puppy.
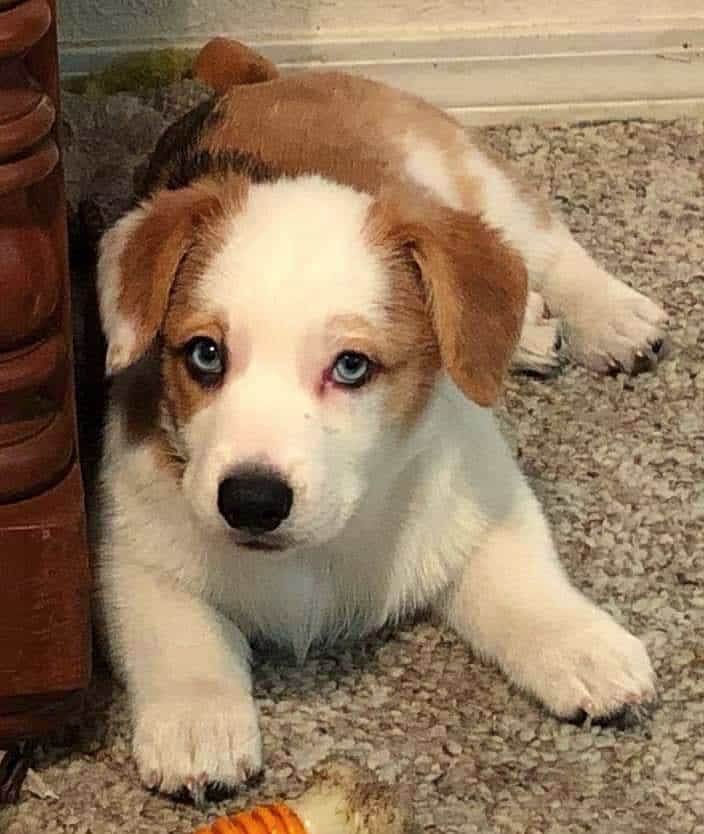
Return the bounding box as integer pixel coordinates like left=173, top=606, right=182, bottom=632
left=96, top=38, right=665, bottom=797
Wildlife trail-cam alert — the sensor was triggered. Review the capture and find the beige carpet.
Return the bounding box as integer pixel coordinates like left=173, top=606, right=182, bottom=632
left=2, top=85, right=702, bottom=834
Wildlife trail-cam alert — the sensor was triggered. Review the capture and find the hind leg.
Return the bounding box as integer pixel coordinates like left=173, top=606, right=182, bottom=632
left=533, top=225, right=668, bottom=373
left=464, top=146, right=668, bottom=374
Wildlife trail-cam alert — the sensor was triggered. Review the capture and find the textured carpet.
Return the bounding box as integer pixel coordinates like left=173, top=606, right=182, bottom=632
left=2, top=84, right=702, bottom=834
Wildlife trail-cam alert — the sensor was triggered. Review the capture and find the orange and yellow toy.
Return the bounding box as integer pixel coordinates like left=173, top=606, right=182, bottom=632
left=192, top=761, right=418, bottom=834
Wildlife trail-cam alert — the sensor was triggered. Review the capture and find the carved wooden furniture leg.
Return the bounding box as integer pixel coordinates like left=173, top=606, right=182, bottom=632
left=0, top=0, right=91, bottom=797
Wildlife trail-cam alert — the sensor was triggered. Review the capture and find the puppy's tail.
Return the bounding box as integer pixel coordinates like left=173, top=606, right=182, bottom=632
left=193, top=37, right=279, bottom=95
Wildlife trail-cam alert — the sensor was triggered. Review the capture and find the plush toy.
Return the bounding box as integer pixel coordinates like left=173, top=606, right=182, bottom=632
left=192, top=760, right=418, bottom=834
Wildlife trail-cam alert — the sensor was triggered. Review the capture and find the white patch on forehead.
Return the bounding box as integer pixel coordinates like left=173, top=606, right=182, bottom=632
left=402, top=132, right=462, bottom=209
left=198, top=175, right=388, bottom=340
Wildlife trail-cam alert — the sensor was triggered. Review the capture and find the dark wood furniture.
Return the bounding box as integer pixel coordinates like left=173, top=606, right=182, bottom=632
left=0, top=0, right=91, bottom=796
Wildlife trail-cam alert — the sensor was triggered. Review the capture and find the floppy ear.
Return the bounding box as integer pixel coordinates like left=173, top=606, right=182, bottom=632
left=97, top=183, right=229, bottom=375
left=368, top=200, right=528, bottom=406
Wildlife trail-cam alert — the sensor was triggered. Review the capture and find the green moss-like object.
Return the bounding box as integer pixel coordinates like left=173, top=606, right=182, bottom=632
left=63, top=48, right=198, bottom=97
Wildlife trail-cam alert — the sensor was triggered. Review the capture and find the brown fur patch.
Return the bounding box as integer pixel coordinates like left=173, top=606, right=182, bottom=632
left=110, top=357, right=185, bottom=478
left=160, top=342, right=221, bottom=430
left=157, top=213, right=237, bottom=427
left=366, top=195, right=527, bottom=407
left=326, top=305, right=439, bottom=431
left=161, top=281, right=229, bottom=431
left=112, top=175, right=248, bottom=371
left=113, top=356, right=161, bottom=446
left=325, top=314, right=384, bottom=359
left=200, top=61, right=548, bottom=225
left=201, top=71, right=472, bottom=204
left=380, top=283, right=441, bottom=429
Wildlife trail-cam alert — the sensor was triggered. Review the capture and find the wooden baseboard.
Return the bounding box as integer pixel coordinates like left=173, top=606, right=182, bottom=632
left=59, top=20, right=704, bottom=125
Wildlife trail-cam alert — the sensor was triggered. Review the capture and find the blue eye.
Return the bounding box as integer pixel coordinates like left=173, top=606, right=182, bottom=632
left=186, top=337, right=224, bottom=379
left=331, top=352, right=372, bottom=387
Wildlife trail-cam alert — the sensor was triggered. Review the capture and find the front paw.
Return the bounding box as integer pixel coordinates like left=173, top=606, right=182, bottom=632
left=505, top=608, right=657, bottom=721
left=132, top=680, right=262, bottom=800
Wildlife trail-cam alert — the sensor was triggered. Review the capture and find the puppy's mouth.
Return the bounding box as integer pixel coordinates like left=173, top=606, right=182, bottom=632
left=239, top=539, right=287, bottom=552
left=233, top=533, right=295, bottom=553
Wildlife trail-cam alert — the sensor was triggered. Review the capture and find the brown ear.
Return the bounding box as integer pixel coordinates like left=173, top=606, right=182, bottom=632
left=368, top=200, right=528, bottom=406
left=97, top=181, right=240, bottom=375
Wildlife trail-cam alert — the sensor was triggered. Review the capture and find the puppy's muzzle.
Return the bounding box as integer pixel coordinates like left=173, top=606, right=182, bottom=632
left=217, top=469, right=293, bottom=534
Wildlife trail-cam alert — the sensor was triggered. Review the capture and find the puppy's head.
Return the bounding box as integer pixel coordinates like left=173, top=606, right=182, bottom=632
left=98, top=174, right=526, bottom=552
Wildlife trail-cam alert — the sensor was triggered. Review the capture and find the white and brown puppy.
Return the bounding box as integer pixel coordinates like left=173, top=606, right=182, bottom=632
left=97, top=38, right=664, bottom=798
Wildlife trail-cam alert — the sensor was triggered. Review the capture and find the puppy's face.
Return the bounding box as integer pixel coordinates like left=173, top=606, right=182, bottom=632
left=99, top=174, right=526, bottom=553
left=162, top=177, right=440, bottom=549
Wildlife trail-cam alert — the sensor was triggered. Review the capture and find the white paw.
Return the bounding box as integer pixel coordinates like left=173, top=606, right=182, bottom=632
left=513, top=291, right=565, bottom=376
left=132, top=680, right=262, bottom=798
left=566, top=281, right=668, bottom=375
left=505, top=607, right=656, bottom=720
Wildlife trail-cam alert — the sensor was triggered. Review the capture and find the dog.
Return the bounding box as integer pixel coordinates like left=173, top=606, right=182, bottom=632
left=96, top=38, right=666, bottom=798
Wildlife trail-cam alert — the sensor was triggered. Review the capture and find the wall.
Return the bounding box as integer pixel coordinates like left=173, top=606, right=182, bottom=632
left=57, top=1, right=704, bottom=124
left=58, top=0, right=704, bottom=44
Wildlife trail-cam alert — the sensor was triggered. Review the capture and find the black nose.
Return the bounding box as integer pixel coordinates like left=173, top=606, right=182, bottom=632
left=217, top=471, right=293, bottom=534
